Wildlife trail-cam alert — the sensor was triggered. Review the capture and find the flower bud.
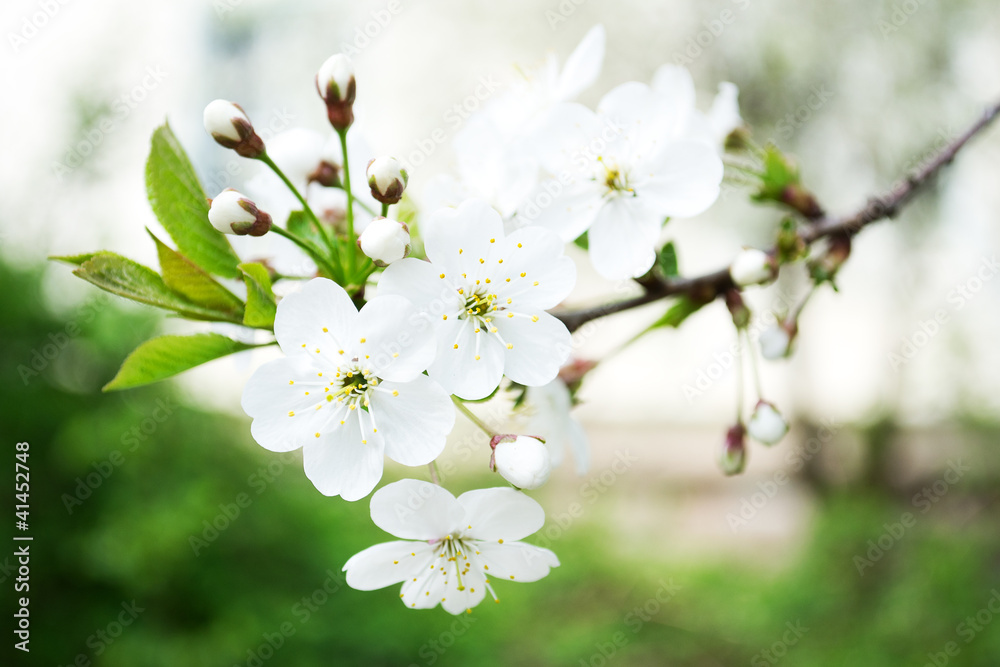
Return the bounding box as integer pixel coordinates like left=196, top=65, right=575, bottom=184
left=759, top=320, right=796, bottom=360
left=489, top=435, right=552, bottom=490
left=747, top=400, right=789, bottom=446
left=366, top=156, right=408, bottom=205
left=719, top=424, right=747, bottom=476
left=730, top=248, right=777, bottom=287
left=357, top=217, right=410, bottom=267
left=309, top=160, right=341, bottom=188
left=203, top=100, right=265, bottom=158
left=724, top=288, right=751, bottom=329
left=208, top=189, right=272, bottom=236
left=316, top=54, right=356, bottom=131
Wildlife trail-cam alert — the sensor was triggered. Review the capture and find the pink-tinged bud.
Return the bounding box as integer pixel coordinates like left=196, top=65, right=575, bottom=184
left=357, top=217, right=410, bottom=267
left=316, top=54, right=356, bottom=131
left=719, top=423, right=747, bottom=476
left=730, top=248, right=777, bottom=287
left=557, top=358, right=598, bottom=389
left=366, top=156, right=408, bottom=205
left=747, top=400, right=789, bottom=446
left=489, top=435, right=551, bottom=490
left=208, top=189, right=272, bottom=236
left=308, top=160, right=341, bottom=188
left=203, top=100, right=265, bottom=158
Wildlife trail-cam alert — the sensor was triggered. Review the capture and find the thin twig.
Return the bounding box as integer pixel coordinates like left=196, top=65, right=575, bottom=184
left=555, top=98, right=1000, bottom=333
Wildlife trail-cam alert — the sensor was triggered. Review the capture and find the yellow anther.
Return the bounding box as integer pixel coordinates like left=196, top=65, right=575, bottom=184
left=498, top=539, right=504, bottom=544
left=506, top=298, right=512, bottom=304
left=322, top=327, right=328, bottom=332
left=498, top=258, right=504, bottom=264
left=392, top=390, right=399, bottom=396
left=288, top=411, right=295, bottom=417
left=474, top=355, right=481, bottom=361
left=453, top=344, right=459, bottom=350
left=520, top=272, right=526, bottom=277
left=533, top=281, right=539, bottom=286
left=439, top=273, right=446, bottom=279
left=442, top=314, right=448, bottom=320
left=289, top=380, right=295, bottom=385
left=489, top=238, right=495, bottom=243
left=506, top=343, right=513, bottom=349
left=315, top=433, right=321, bottom=438
left=517, top=243, right=522, bottom=248
left=507, top=313, right=514, bottom=318
left=359, top=337, right=366, bottom=343
left=531, top=315, right=539, bottom=322
left=478, top=258, right=485, bottom=264
left=315, top=348, right=321, bottom=353
left=459, top=248, right=463, bottom=254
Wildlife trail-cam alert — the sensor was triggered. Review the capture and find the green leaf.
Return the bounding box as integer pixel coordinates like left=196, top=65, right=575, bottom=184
left=73, top=252, right=241, bottom=322
left=239, top=262, right=277, bottom=328
left=146, top=123, right=241, bottom=278
left=656, top=242, right=679, bottom=278
left=573, top=231, right=589, bottom=251
left=50, top=253, right=98, bottom=266
left=286, top=210, right=326, bottom=249
left=646, top=297, right=708, bottom=332
left=150, top=231, right=244, bottom=317
left=104, top=333, right=257, bottom=391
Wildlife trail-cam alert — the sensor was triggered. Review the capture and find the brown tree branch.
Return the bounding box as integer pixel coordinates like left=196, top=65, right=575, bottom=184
left=555, top=98, right=1000, bottom=334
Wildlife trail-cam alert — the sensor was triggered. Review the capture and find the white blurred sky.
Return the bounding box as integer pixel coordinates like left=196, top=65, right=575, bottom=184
left=2, top=0, right=999, bottom=429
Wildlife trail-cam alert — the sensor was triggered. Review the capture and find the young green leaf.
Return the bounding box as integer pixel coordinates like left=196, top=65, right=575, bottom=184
left=647, top=297, right=708, bottom=330
left=72, top=252, right=242, bottom=322
left=103, top=333, right=259, bottom=391
left=286, top=210, right=326, bottom=249
left=49, top=253, right=98, bottom=266
left=657, top=241, right=679, bottom=278
left=150, top=231, right=245, bottom=317
left=239, top=262, right=277, bottom=329
left=146, top=122, right=241, bottom=278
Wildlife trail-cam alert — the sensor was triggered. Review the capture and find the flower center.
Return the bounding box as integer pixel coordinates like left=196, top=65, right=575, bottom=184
left=597, top=157, right=634, bottom=197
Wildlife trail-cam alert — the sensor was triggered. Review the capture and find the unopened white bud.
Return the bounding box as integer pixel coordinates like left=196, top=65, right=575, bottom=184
left=490, top=435, right=551, bottom=490
left=208, top=189, right=272, bottom=236
left=759, top=325, right=792, bottom=360
left=366, top=156, right=408, bottom=205
left=730, top=248, right=776, bottom=287
left=358, top=217, right=410, bottom=267
left=316, top=54, right=356, bottom=130
left=747, top=401, right=789, bottom=446
left=203, top=100, right=265, bottom=158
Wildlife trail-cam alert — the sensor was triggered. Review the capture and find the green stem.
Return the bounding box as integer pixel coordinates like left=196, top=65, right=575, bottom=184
left=745, top=328, right=764, bottom=400
left=452, top=396, right=497, bottom=438
left=735, top=330, right=746, bottom=423
left=258, top=153, right=338, bottom=258
left=337, top=129, right=357, bottom=276
left=380, top=202, right=389, bottom=217
left=270, top=226, right=338, bottom=279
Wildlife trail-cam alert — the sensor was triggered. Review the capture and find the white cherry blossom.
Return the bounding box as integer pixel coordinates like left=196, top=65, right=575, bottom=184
left=241, top=279, right=454, bottom=500
left=343, top=479, right=559, bottom=614
left=520, top=379, right=590, bottom=474
left=377, top=199, right=576, bottom=400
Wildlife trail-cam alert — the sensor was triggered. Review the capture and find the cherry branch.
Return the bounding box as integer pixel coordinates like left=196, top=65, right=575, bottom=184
left=555, top=97, right=1000, bottom=334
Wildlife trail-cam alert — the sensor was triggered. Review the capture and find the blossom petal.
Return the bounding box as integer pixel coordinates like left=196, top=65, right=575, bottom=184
left=400, top=557, right=458, bottom=611
left=495, top=311, right=571, bottom=387
left=552, top=24, right=606, bottom=102
left=423, top=199, right=505, bottom=274
left=369, top=479, right=464, bottom=540
left=428, top=319, right=506, bottom=400
left=373, top=375, right=454, bottom=466
left=377, top=257, right=463, bottom=316
left=497, top=225, right=576, bottom=311
left=242, top=355, right=326, bottom=452
left=354, top=295, right=437, bottom=382
left=302, top=414, right=385, bottom=500
left=273, top=278, right=357, bottom=362
left=586, top=197, right=660, bottom=279
left=459, top=487, right=545, bottom=542
left=439, top=567, right=487, bottom=615
left=639, top=139, right=723, bottom=218
left=343, top=541, right=433, bottom=590
left=518, top=179, right=601, bottom=243
left=476, top=542, right=560, bottom=583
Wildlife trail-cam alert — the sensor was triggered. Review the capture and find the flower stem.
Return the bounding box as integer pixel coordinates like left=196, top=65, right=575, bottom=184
left=337, top=129, right=357, bottom=277
left=427, top=461, right=441, bottom=486
left=452, top=396, right=497, bottom=438
left=270, top=226, right=339, bottom=279
left=735, top=330, right=746, bottom=423
left=258, top=153, right=338, bottom=259
left=745, top=328, right=764, bottom=400
left=380, top=202, right=389, bottom=217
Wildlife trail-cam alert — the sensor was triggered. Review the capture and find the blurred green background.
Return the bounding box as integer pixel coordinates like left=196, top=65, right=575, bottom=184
left=3, top=259, right=1000, bottom=665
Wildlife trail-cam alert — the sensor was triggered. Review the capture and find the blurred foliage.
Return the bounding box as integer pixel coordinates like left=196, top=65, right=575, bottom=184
left=3, top=260, right=1000, bottom=666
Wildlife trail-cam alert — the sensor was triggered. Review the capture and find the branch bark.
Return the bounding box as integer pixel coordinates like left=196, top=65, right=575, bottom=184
left=555, top=98, right=1000, bottom=334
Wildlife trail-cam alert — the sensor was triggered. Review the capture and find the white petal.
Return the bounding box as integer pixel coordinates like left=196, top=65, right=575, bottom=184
left=242, top=356, right=325, bottom=452
left=552, top=24, right=606, bottom=102
left=495, top=311, right=571, bottom=387
left=476, top=542, right=560, bottom=583
left=458, top=487, right=545, bottom=542
left=528, top=103, right=604, bottom=174
left=497, top=225, right=576, bottom=311
left=651, top=64, right=696, bottom=116
left=343, top=541, right=433, bottom=590
left=639, top=139, right=723, bottom=218
left=369, top=479, right=464, bottom=540
left=438, top=567, right=487, bottom=615
left=423, top=199, right=505, bottom=274
left=519, top=179, right=602, bottom=243
left=373, top=375, right=454, bottom=466
left=302, top=414, right=385, bottom=501
left=354, top=295, right=437, bottom=382
left=400, top=557, right=453, bottom=610
left=597, top=82, right=673, bottom=159
left=376, top=257, right=463, bottom=316
left=274, top=278, right=357, bottom=361
left=428, top=319, right=506, bottom=400
left=587, top=197, right=660, bottom=279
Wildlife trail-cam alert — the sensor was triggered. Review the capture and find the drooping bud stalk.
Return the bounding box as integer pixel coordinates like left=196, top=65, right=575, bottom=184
left=366, top=156, right=408, bottom=205
left=759, top=319, right=797, bottom=360
left=316, top=54, right=356, bottom=131
left=747, top=400, right=789, bottom=445
left=203, top=100, right=265, bottom=158
left=208, top=189, right=272, bottom=236
left=719, top=423, right=747, bottom=476
left=357, top=217, right=410, bottom=267
left=308, top=160, right=341, bottom=188
left=808, top=233, right=852, bottom=285
left=730, top=248, right=777, bottom=287
left=724, top=288, right=751, bottom=329
left=489, top=434, right=552, bottom=490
